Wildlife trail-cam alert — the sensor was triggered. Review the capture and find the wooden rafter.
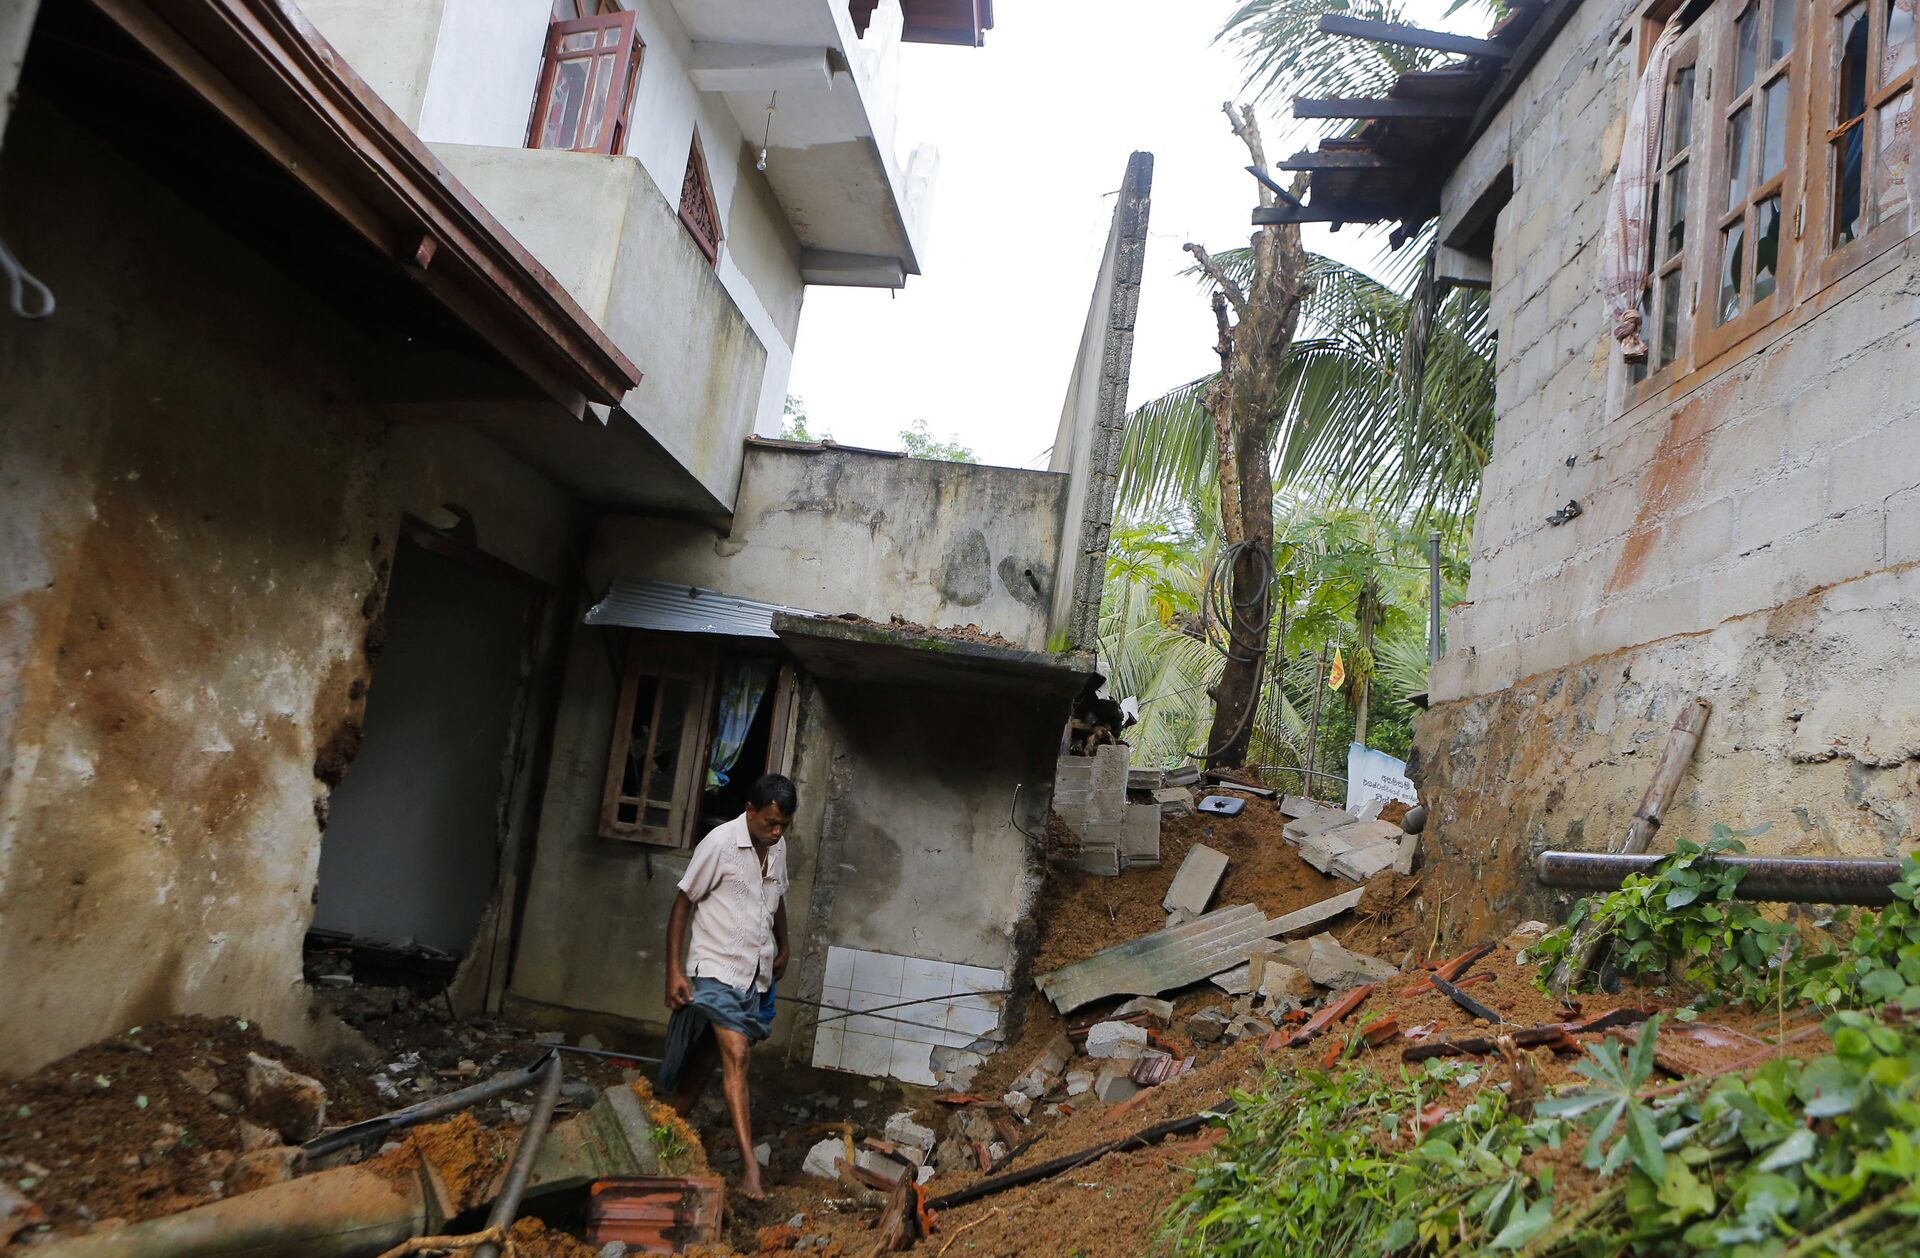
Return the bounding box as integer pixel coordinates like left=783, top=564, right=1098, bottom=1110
left=1293, top=96, right=1477, bottom=120
left=1316, top=13, right=1511, bottom=59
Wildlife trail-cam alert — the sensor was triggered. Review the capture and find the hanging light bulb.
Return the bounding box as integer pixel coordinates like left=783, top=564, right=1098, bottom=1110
left=757, top=92, right=776, bottom=172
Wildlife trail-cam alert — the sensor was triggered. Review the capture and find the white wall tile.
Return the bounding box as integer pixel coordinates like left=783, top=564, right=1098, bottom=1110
left=844, top=989, right=893, bottom=1037
left=841, top=1031, right=893, bottom=1077
left=953, top=964, right=1004, bottom=995
left=889, top=1040, right=937, bottom=1086
left=824, top=946, right=855, bottom=990
left=850, top=949, right=906, bottom=997
left=901, top=957, right=955, bottom=1002
left=812, top=1023, right=844, bottom=1070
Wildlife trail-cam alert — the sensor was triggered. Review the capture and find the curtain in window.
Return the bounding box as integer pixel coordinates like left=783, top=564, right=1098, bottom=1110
left=706, top=658, right=777, bottom=790
left=1602, top=17, right=1686, bottom=361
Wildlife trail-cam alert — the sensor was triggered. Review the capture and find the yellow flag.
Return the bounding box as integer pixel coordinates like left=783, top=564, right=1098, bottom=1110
left=1327, top=648, right=1346, bottom=691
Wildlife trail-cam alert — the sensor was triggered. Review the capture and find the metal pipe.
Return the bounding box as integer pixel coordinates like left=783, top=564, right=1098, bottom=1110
left=473, top=1054, right=564, bottom=1258
left=1428, top=533, right=1442, bottom=666
left=1537, top=851, right=1903, bottom=906
left=301, top=1057, right=553, bottom=1160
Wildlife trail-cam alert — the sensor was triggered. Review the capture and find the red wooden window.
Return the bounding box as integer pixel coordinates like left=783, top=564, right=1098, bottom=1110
left=529, top=11, right=642, bottom=155
left=679, top=134, right=723, bottom=264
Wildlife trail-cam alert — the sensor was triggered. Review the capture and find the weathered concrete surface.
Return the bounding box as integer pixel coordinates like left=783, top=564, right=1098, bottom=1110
left=434, top=143, right=774, bottom=515
left=298, top=0, right=445, bottom=129
left=598, top=445, right=1071, bottom=651
left=1048, top=152, right=1152, bottom=651
left=0, top=0, right=40, bottom=150
left=0, top=97, right=575, bottom=1072
left=1412, top=0, right=1920, bottom=936
left=1413, top=562, right=1920, bottom=942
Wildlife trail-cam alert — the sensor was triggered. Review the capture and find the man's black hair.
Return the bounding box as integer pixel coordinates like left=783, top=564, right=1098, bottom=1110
left=747, top=773, right=798, bottom=816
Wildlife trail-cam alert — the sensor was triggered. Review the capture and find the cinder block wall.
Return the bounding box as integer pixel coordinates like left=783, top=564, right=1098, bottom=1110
left=1413, top=0, right=1920, bottom=939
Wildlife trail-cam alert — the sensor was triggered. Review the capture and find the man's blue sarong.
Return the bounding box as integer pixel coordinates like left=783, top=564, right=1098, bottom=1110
left=656, top=977, right=774, bottom=1093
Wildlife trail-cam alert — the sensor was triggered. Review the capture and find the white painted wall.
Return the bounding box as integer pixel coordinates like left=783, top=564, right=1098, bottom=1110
left=410, top=0, right=802, bottom=444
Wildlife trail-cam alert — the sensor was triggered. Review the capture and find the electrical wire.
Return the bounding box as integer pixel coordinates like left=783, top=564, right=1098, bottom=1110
left=1192, top=537, right=1277, bottom=760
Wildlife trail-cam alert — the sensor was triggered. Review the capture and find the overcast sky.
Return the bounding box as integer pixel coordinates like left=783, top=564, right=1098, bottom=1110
left=785, top=0, right=1472, bottom=468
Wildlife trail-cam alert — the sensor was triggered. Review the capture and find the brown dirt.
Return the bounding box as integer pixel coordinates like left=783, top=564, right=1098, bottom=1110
left=367, top=1112, right=512, bottom=1212
left=1032, top=801, right=1344, bottom=974
left=508, top=1215, right=600, bottom=1258
left=631, top=1079, right=709, bottom=1175
left=0, top=1015, right=382, bottom=1232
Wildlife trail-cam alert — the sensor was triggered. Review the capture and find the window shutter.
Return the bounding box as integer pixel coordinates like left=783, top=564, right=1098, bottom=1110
left=529, top=11, right=641, bottom=155
left=679, top=135, right=723, bottom=264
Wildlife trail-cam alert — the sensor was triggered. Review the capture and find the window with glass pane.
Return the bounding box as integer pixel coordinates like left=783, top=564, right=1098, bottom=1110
left=530, top=11, right=642, bottom=156
left=601, top=639, right=713, bottom=848
left=1715, top=0, right=1798, bottom=325
left=1638, top=55, right=1698, bottom=379
left=1828, top=0, right=1915, bottom=247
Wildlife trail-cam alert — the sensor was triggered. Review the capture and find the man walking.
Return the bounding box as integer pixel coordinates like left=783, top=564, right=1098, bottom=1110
left=659, top=772, right=795, bottom=1201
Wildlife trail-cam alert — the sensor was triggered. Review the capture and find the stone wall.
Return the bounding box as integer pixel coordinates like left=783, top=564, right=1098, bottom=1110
left=0, top=95, right=579, bottom=1071
left=1414, top=0, right=1920, bottom=933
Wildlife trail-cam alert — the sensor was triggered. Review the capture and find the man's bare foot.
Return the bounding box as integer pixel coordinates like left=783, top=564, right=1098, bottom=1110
left=739, top=1170, right=767, bottom=1202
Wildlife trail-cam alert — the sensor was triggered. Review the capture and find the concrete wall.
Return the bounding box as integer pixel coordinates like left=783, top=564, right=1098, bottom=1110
left=0, top=0, right=40, bottom=150
left=435, top=142, right=778, bottom=513
left=1411, top=0, right=1920, bottom=940
left=1048, top=152, right=1152, bottom=651
left=0, top=96, right=578, bottom=1071
left=599, top=444, right=1071, bottom=650
left=305, top=0, right=808, bottom=454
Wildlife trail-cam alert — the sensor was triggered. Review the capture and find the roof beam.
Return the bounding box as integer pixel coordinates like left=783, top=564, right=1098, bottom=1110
left=1252, top=204, right=1426, bottom=225
left=1276, top=149, right=1403, bottom=171
left=688, top=43, right=833, bottom=93
left=1316, top=14, right=1511, bottom=59
left=1293, top=96, right=1478, bottom=120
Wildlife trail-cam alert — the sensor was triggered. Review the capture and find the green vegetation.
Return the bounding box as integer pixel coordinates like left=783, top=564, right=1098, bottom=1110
left=896, top=417, right=976, bottom=464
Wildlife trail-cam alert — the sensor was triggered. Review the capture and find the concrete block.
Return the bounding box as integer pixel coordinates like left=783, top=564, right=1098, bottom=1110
left=1282, top=808, right=1353, bottom=844
left=802, top=1137, right=847, bottom=1180
left=1064, top=1069, right=1094, bottom=1096
left=1120, top=803, right=1162, bottom=867
left=1392, top=833, right=1420, bottom=876
left=1162, top=844, right=1228, bottom=914
left=1093, top=1064, right=1141, bottom=1104
left=1085, top=1021, right=1149, bottom=1058
left=1152, top=786, right=1196, bottom=816
left=1012, top=1032, right=1074, bottom=1096
left=1185, top=1008, right=1233, bottom=1043
left=884, top=1112, right=937, bottom=1161
left=1074, top=844, right=1121, bottom=877
left=1002, top=1091, right=1033, bottom=1120
left=1113, top=996, right=1174, bottom=1026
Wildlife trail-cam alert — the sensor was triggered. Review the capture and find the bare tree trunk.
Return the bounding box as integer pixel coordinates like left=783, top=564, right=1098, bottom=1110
left=1354, top=581, right=1376, bottom=747
left=1189, top=103, right=1310, bottom=769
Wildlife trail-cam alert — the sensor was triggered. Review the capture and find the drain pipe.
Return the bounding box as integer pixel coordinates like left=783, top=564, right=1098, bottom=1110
left=473, top=1054, right=564, bottom=1258
left=1538, top=852, right=1903, bottom=906
left=302, top=1057, right=553, bottom=1161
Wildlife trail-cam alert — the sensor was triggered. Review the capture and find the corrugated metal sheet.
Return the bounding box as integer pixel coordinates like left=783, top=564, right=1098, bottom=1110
left=584, top=578, right=817, bottom=639
left=1033, top=888, right=1367, bottom=1014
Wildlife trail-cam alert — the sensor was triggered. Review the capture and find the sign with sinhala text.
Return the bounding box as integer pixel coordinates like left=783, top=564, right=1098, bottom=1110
left=1345, top=743, right=1417, bottom=812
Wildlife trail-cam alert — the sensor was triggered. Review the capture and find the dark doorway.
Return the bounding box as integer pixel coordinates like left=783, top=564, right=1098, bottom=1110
left=313, top=533, right=540, bottom=954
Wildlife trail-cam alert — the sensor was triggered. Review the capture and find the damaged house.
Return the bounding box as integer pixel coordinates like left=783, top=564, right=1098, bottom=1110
left=0, top=0, right=1151, bottom=1099
left=1274, top=0, right=1920, bottom=936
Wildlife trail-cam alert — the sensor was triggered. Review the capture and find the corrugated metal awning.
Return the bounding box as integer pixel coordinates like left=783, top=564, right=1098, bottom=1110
left=585, top=578, right=817, bottom=640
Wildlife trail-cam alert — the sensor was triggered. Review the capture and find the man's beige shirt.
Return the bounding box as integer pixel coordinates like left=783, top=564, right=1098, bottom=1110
left=676, top=813, right=788, bottom=993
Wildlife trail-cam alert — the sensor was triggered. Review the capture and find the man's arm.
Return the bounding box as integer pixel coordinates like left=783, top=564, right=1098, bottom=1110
left=771, top=897, right=789, bottom=980
left=665, top=890, right=694, bottom=1009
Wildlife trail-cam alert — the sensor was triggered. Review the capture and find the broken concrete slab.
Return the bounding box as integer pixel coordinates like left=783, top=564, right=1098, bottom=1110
left=1296, top=819, right=1404, bottom=879
left=1073, top=844, right=1122, bottom=877
left=1266, top=887, right=1367, bottom=939
left=1185, top=1008, right=1233, bottom=1043
left=1152, top=786, right=1196, bottom=817
left=1304, top=934, right=1400, bottom=989
left=1163, top=764, right=1201, bottom=788
left=1127, top=767, right=1165, bottom=791
left=1064, top=1069, right=1094, bottom=1096
left=1011, top=1032, right=1073, bottom=1097
left=1165, top=908, right=1193, bottom=930
left=1085, top=1021, right=1149, bottom=1058
left=1162, top=844, right=1229, bottom=915
left=1282, top=807, right=1355, bottom=844
left=1393, top=832, right=1420, bottom=876
left=1329, top=841, right=1401, bottom=882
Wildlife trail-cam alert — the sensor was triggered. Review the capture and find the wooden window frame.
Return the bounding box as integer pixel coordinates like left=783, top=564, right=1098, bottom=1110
left=1694, top=0, right=1808, bottom=362
left=527, top=10, right=644, bottom=156
left=1803, top=0, right=1917, bottom=292
left=599, top=635, right=800, bottom=849
left=678, top=132, right=724, bottom=265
